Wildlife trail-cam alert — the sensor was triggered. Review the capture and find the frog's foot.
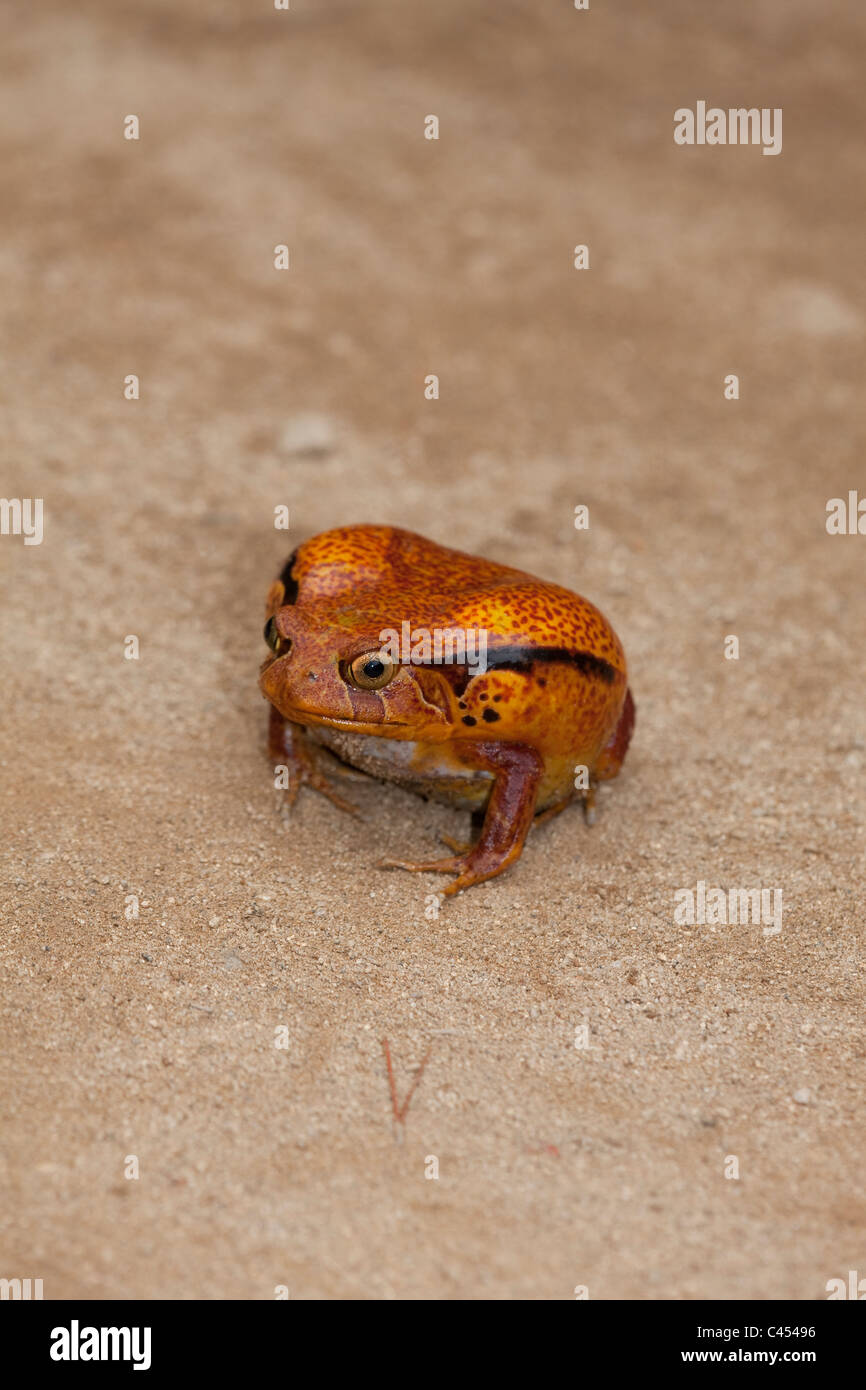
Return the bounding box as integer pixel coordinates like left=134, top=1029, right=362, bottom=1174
left=378, top=850, right=509, bottom=896
left=379, top=850, right=464, bottom=881
left=379, top=741, right=543, bottom=896
left=378, top=842, right=517, bottom=897
left=268, top=707, right=360, bottom=816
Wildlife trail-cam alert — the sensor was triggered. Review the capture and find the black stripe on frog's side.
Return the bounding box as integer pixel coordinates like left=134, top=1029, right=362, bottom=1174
left=277, top=550, right=299, bottom=604
left=484, top=645, right=618, bottom=685
left=409, top=644, right=618, bottom=693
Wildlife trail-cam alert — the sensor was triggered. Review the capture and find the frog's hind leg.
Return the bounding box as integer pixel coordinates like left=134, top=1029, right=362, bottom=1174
left=267, top=706, right=360, bottom=816
left=438, top=808, right=486, bottom=855
left=379, top=741, right=543, bottom=896
left=594, top=687, right=636, bottom=781
left=442, top=794, right=562, bottom=855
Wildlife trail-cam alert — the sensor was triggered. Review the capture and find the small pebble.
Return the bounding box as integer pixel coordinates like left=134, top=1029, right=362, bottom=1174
left=278, top=414, right=335, bottom=457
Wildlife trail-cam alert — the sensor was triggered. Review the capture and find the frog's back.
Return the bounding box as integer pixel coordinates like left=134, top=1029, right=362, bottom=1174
left=291, top=525, right=625, bottom=663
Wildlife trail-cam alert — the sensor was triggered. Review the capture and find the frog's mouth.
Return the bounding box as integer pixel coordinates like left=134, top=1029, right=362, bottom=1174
left=272, top=703, right=410, bottom=735
left=306, top=712, right=408, bottom=731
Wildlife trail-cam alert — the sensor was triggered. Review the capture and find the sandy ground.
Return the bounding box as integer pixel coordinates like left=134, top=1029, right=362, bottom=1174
left=1, top=0, right=864, bottom=1300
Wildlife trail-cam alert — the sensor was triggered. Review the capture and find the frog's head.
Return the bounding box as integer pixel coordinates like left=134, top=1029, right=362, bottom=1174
left=259, top=597, right=457, bottom=741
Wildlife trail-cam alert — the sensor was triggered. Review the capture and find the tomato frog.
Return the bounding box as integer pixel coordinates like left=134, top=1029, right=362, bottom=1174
left=259, top=525, right=635, bottom=896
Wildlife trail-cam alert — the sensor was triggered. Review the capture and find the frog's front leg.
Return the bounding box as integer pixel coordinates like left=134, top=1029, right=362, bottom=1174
left=379, top=741, right=544, bottom=896
left=267, top=706, right=359, bottom=816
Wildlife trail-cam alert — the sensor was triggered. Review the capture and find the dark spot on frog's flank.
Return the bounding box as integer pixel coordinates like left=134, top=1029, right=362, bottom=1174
left=482, top=707, right=500, bottom=722
left=486, top=644, right=617, bottom=685
left=479, top=692, right=488, bottom=700
left=458, top=700, right=467, bottom=710
left=462, top=714, right=477, bottom=726
left=538, top=678, right=547, bottom=687
left=278, top=550, right=299, bottom=604
left=493, top=694, right=503, bottom=702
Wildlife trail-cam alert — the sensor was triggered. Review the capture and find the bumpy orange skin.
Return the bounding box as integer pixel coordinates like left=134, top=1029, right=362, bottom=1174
left=259, top=525, right=635, bottom=896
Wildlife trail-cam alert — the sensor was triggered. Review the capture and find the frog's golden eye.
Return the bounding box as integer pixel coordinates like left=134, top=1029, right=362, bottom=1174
left=264, top=617, right=290, bottom=655
left=346, top=652, right=397, bottom=691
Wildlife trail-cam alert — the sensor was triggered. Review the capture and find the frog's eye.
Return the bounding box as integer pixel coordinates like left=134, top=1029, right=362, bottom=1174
left=264, top=617, right=290, bottom=655
left=346, top=652, right=398, bottom=691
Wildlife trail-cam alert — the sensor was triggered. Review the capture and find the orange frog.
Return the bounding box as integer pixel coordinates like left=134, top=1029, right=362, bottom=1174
left=259, top=525, right=635, bottom=896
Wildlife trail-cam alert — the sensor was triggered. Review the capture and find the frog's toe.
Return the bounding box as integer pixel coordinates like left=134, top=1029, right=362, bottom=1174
left=438, top=832, right=474, bottom=854
left=378, top=851, right=491, bottom=897
left=377, top=853, right=464, bottom=876
left=440, top=870, right=482, bottom=897
left=283, top=770, right=359, bottom=816
left=312, top=778, right=360, bottom=816
left=300, top=751, right=361, bottom=814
